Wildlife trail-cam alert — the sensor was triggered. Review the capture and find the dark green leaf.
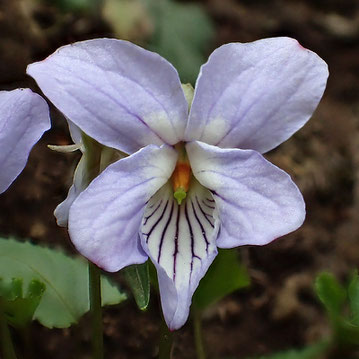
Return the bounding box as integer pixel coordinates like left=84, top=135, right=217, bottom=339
left=314, top=272, right=346, bottom=316
left=0, top=238, right=126, bottom=328
left=348, top=272, right=359, bottom=325
left=124, top=262, right=150, bottom=310
left=248, top=340, right=329, bottom=359
left=193, top=249, right=250, bottom=310
left=148, top=260, right=159, bottom=290
left=336, top=318, right=359, bottom=346
left=0, top=278, right=45, bottom=328
left=146, top=0, right=214, bottom=84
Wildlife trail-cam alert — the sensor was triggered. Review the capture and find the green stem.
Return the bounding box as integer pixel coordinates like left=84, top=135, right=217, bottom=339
left=193, top=308, right=206, bottom=359
left=158, top=319, right=173, bottom=359
left=0, top=307, right=17, bottom=359
left=89, top=262, right=104, bottom=359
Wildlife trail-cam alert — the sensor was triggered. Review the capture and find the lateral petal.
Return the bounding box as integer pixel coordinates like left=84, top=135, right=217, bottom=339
left=185, top=37, right=328, bottom=153
left=140, top=180, right=219, bottom=330
left=186, top=141, right=305, bottom=248
left=27, top=38, right=188, bottom=154
left=68, top=144, right=177, bottom=271
left=0, top=89, right=50, bottom=194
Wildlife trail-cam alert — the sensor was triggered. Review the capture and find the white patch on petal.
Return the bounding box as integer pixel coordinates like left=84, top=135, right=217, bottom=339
left=200, top=116, right=229, bottom=145
left=141, top=145, right=178, bottom=179
left=143, top=111, right=184, bottom=145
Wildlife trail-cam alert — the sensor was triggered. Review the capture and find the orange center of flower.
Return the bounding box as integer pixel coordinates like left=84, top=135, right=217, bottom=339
left=171, top=143, right=192, bottom=205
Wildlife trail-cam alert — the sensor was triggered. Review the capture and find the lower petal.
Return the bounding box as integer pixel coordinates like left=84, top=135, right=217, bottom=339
left=186, top=141, right=305, bottom=248
left=140, top=180, right=219, bottom=330
left=68, top=144, right=177, bottom=272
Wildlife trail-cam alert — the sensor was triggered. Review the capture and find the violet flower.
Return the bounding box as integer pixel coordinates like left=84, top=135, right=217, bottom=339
left=27, top=37, right=328, bottom=329
left=0, top=89, right=50, bottom=194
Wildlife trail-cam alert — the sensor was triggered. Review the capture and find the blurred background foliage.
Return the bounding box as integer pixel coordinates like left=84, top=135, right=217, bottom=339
left=0, top=0, right=359, bottom=358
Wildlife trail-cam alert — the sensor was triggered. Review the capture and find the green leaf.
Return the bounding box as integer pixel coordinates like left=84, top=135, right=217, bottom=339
left=146, top=0, right=214, bottom=84
left=193, top=249, right=250, bottom=310
left=123, top=261, right=150, bottom=311
left=336, top=319, right=359, bottom=346
left=348, top=271, right=359, bottom=326
left=0, top=238, right=126, bottom=328
left=0, top=278, right=46, bottom=328
left=248, top=340, right=329, bottom=359
left=148, top=260, right=159, bottom=290
left=314, top=272, right=346, bottom=316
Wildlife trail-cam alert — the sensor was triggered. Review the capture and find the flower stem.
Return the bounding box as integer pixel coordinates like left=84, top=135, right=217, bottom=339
left=0, top=306, right=17, bottom=359
left=193, top=308, right=206, bottom=359
left=158, top=319, right=173, bottom=359
left=89, top=261, right=104, bottom=359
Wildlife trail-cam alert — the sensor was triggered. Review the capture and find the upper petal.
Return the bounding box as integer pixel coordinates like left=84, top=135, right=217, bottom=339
left=0, top=89, right=50, bottom=194
left=140, top=180, right=219, bottom=330
left=186, top=141, right=305, bottom=247
left=68, top=144, right=177, bottom=271
left=27, top=38, right=188, bottom=154
left=185, top=37, right=328, bottom=153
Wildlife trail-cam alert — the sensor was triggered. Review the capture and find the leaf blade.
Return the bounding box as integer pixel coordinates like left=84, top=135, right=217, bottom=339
left=193, top=249, right=250, bottom=310
left=314, top=272, right=346, bottom=317
left=0, top=238, right=126, bottom=328
left=124, top=262, right=150, bottom=311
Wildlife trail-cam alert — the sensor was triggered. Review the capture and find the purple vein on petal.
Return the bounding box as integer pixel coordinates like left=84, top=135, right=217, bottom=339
left=157, top=201, right=175, bottom=264
left=202, top=199, right=215, bottom=210
left=195, top=196, right=215, bottom=228
left=190, top=199, right=210, bottom=253
left=173, top=203, right=181, bottom=281
left=184, top=200, right=201, bottom=276
left=143, top=200, right=169, bottom=243
left=144, top=200, right=163, bottom=225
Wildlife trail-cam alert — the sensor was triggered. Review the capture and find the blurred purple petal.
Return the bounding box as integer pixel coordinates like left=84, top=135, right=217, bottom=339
left=27, top=39, right=188, bottom=154
left=187, top=141, right=305, bottom=247
left=140, top=181, right=219, bottom=329
left=0, top=89, right=50, bottom=194
left=185, top=37, right=328, bottom=153
left=68, top=144, right=177, bottom=271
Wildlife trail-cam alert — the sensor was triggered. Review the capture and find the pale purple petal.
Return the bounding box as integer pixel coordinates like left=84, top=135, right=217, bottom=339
left=27, top=39, right=188, bottom=154
left=0, top=89, right=50, bottom=194
left=54, top=155, right=86, bottom=227
left=68, top=144, right=178, bottom=271
left=185, top=37, right=328, bottom=153
left=140, top=181, right=219, bottom=329
left=186, top=141, right=305, bottom=248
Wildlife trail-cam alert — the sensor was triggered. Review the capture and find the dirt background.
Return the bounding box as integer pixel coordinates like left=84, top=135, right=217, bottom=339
left=0, top=0, right=359, bottom=358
